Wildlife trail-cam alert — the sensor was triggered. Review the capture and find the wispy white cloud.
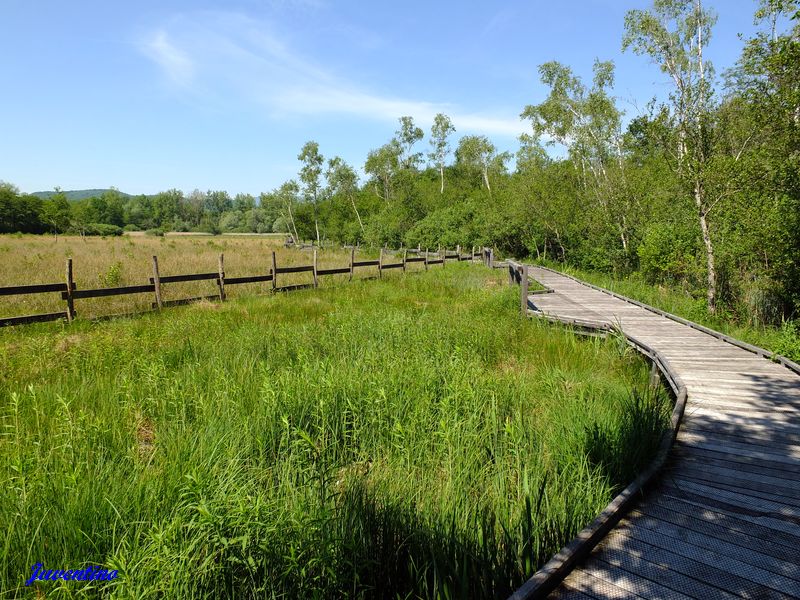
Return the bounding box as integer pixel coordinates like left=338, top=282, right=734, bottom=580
left=138, top=11, right=526, bottom=138
left=141, top=30, right=195, bottom=87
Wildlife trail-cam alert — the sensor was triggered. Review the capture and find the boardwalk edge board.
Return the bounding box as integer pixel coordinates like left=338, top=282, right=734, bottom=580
left=508, top=266, right=690, bottom=600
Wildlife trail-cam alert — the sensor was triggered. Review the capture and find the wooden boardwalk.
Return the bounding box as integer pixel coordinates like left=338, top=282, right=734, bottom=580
left=525, top=267, right=800, bottom=600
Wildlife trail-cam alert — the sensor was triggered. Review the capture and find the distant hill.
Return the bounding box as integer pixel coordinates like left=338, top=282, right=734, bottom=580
left=31, top=189, right=133, bottom=201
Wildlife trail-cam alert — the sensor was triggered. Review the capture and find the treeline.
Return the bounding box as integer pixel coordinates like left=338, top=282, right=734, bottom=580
left=2, top=1, right=798, bottom=322
left=0, top=186, right=289, bottom=237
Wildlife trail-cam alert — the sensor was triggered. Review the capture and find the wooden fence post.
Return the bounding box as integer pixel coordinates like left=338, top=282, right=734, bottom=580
left=152, top=256, right=163, bottom=311
left=217, top=253, right=226, bottom=301
left=520, top=264, right=529, bottom=314
left=402, top=248, right=407, bottom=272
left=349, top=246, right=355, bottom=281
left=64, top=258, right=75, bottom=322
left=313, top=249, right=318, bottom=288
left=456, top=245, right=461, bottom=260
left=424, top=248, right=429, bottom=271
left=508, top=263, right=515, bottom=286
left=489, top=248, right=495, bottom=269
left=271, top=251, right=277, bottom=291
left=439, top=246, right=444, bottom=266
left=378, top=247, right=384, bottom=278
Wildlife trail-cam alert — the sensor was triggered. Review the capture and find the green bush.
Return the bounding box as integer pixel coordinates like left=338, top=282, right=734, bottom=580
left=85, top=223, right=123, bottom=236
left=145, top=228, right=165, bottom=237
left=637, top=222, right=699, bottom=284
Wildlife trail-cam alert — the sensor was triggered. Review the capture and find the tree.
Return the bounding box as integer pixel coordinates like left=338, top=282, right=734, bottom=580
left=428, top=113, right=456, bottom=193
left=298, top=141, right=325, bottom=244
left=41, top=191, right=71, bottom=236
left=521, top=60, right=634, bottom=258
left=364, top=141, right=402, bottom=203
left=455, top=135, right=497, bottom=193
left=326, top=156, right=364, bottom=235
left=396, top=116, right=424, bottom=170
left=276, top=180, right=301, bottom=243
left=624, top=0, right=721, bottom=312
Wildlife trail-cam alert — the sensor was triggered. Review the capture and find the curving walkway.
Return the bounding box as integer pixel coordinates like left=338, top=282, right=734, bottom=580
left=524, top=267, right=800, bottom=600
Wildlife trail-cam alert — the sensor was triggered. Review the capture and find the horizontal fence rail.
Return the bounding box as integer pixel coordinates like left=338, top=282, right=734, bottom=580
left=0, top=246, right=492, bottom=329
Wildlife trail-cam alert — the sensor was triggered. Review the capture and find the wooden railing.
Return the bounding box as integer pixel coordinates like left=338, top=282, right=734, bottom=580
left=0, top=246, right=487, bottom=328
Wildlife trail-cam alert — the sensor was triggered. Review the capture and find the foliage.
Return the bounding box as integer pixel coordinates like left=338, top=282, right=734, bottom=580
left=0, top=265, right=668, bottom=598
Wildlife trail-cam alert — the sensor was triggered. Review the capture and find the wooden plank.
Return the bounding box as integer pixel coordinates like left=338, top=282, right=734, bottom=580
left=549, top=582, right=599, bottom=600
left=224, top=274, right=273, bottom=285
left=0, top=312, right=67, bottom=327
left=616, top=519, right=800, bottom=597
left=63, top=284, right=156, bottom=299
left=381, top=262, right=404, bottom=270
left=0, top=282, right=68, bottom=296
left=595, top=528, right=782, bottom=599
left=352, top=260, right=380, bottom=267
left=677, top=431, right=800, bottom=463
left=567, top=558, right=675, bottom=599
left=317, top=267, right=351, bottom=276
left=275, top=264, right=314, bottom=274
left=427, top=259, right=443, bottom=265
left=625, top=509, right=800, bottom=581
left=150, top=272, right=218, bottom=284
left=660, top=479, right=800, bottom=527
left=561, top=566, right=648, bottom=599
left=674, top=441, right=800, bottom=477
left=647, top=493, right=800, bottom=551
left=679, top=419, right=800, bottom=451
left=588, top=543, right=741, bottom=600
left=671, top=471, right=800, bottom=509
left=405, top=256, right=425, bottom=263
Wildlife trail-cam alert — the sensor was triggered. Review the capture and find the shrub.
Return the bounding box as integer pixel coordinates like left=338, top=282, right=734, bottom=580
left=145, top=228, right=165, bottom=237
left=85, top=223, right=123, bottom=236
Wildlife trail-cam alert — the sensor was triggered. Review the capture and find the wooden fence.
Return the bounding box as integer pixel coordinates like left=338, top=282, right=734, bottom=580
left=0, top=246, right=493, bottom=328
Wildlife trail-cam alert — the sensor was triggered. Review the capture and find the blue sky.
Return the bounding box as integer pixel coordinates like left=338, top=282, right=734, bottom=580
left=1, top=0, right=764, bottom=196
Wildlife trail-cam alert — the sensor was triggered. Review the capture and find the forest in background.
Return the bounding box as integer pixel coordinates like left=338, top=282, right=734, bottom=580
left=1, top=0, right=798, bottom=324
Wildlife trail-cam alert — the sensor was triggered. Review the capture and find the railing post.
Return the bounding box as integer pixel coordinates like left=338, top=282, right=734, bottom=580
left=378, top=247, right=384, bottom=278
left=152, top=255, right=163, bottom=311
left=349, top=246, right=355, bottom=281
left=489, top=248, right=495, bottom=269
left=402, top=248, right=407, bottom=272
left=313, top=249, right=318, bottom=288
left=520, top=264, right=529, bottom=314
left=217, top=253, right=226, bottom=301
left=424, top=248, right=429, bottom=271
left=271, top=251, right=277, bottom=291
left=64, top=258, right=75, bottom=322
left=508, top=263, right=515, bottom=286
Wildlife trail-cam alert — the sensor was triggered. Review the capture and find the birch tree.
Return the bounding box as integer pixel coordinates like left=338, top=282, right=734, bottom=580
left=298, top=141, right=324, bottom=244
left=624, top=0, right=721, bottom=312
left=396, top=116, right=424, bottom=170
left=428, top=113, right=455, bottom=193
left=326, top=156, right=364, bottom=235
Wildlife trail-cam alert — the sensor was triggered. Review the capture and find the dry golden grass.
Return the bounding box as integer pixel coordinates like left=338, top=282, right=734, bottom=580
left=0, top=233, right=405, bottom=320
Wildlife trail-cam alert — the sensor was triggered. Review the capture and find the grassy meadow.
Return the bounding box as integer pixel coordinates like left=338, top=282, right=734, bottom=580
left=0, top=233, right=400, bottom=320
left=0, top=262, right=669, bottom=598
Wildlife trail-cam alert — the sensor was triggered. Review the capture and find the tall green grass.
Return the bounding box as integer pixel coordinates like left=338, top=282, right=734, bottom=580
left=0, top=265, right=669, bottom=598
